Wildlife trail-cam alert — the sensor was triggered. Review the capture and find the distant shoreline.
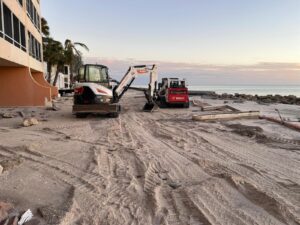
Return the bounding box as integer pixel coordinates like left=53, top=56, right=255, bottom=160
left=190, top=91, right=300, bottom=105
left=133, top=85, right=300, bottom=97
left=188, top=85, right=300, bottom=98
left=130, top=86, right=300, bottom=105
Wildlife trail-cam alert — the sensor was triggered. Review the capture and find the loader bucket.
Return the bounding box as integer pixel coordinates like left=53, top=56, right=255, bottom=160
left=143, top=102, right=158, bottom=112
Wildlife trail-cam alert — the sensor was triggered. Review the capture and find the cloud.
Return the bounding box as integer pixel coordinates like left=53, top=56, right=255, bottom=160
left=84, top=57, right=300, bottom=85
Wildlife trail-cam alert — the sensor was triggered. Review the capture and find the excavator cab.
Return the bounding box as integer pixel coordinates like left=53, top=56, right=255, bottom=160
left=77, top=64, right=111, bottom=87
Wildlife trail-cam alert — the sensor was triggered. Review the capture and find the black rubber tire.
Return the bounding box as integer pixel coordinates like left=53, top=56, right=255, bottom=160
left=75, top=113, right=88, bottom=118
left=184, top=102, right=190, bottom=108
left=108, top=112, right=119, bottom=118
left=159, top=97, right=167, bottom=108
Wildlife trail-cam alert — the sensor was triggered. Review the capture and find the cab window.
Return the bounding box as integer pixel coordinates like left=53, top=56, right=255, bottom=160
left=87, top=66, right=108, bottom=82
left=78, top=66, right=85, bottom=82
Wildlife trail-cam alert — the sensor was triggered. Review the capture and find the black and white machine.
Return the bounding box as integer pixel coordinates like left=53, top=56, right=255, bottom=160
left=72, top=64, right=158, bottom=118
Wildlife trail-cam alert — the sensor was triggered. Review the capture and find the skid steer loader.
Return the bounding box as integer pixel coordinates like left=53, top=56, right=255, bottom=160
left=72, top=64, right=158, bottom=118
left=157, top=78, right=189, bottom=108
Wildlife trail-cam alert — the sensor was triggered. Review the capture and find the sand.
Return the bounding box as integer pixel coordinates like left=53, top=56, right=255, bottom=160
left=0, top=90, right=299, bottom=225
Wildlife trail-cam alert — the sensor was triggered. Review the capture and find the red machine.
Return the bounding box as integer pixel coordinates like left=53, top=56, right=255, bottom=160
left=157, top=78, right=189, bottom=108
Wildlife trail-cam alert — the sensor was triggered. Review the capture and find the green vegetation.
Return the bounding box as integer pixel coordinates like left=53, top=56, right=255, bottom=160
left=64, top=39, right=89, bottom=83
left=41, top=18, right=89, bottom=86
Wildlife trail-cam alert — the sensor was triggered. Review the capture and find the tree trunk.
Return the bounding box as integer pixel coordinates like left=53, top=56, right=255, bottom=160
left=70, top=62, right=73, bottom=84
left=53, top=65, right=60, bottom=86
left=47, top=63, right=52, bottom=83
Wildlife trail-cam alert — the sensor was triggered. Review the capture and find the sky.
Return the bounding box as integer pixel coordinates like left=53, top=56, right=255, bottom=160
left=41, top=0, right=300, bottom=85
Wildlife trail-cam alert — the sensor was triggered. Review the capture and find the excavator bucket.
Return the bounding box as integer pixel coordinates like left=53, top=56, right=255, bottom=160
left=143, top=102, right=158, bottom=112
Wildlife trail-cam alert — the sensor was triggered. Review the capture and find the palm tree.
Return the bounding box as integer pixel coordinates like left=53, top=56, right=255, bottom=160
left=43, top=38, right=64, bottom=83
left=64, top=39, right=89, bottom=83
left=52, top=48, right=66, bottom=86
left=41, top=17, right=53, bottom=82
left=41, top=19, right=88, bottom=85
left=41, top=17, right=50, bottom=37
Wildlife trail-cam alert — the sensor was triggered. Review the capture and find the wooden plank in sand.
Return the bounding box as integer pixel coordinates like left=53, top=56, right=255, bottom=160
left=192, top=111, right=260, bottom=121
left=201, top=105, right=240, bottom=112
left=224, top=105, right=241, bottom=112
left=201, top=105, right=227, bottom=111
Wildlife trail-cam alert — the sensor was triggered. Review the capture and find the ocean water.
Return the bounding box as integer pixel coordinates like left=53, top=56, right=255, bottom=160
left=188, top=85, right=300, bottom=97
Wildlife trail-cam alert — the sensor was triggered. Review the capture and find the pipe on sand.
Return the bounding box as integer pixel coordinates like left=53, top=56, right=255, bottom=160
left=259, top=115, right=300, bottom=132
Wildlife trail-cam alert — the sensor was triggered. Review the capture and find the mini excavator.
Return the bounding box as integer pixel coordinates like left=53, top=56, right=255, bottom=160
left=72, top=64, right=158, bottom=118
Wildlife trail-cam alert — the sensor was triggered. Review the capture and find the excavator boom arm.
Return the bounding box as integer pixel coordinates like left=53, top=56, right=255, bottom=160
left=113, top=65, right=158, bottom=103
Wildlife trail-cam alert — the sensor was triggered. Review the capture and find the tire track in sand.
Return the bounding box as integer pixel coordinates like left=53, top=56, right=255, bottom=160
left=125, top=112, right=298, bottom=225
left=0, top=145, right=106, bottom=197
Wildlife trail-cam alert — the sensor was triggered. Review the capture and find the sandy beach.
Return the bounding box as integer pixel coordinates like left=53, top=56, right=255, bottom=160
left=0, top=90, right=299, bottom=225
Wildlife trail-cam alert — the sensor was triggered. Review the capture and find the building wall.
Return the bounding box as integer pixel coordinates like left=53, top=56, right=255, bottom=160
left=0, top=0, right=43, bottom=71
left=0, top=67, right=51, bottom=106
left=0, top=0, right=58, bottom=106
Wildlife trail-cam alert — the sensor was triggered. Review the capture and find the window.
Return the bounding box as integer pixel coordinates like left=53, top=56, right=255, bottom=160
left=37, top=14, right=40, bottom=30
left=27, top=32, right=30, bottom=54
left=20, top=23, right=26, bottom=51
left=26, top=0, right=40, bottom=31
left=28, top=0, right=32, bottom=17
left=13, top=15, right=20, bottom=48
left=28, top=31, right=42, bottom=61
left=170, top=80, right=180, bottom=88
left=0, top=3, right=27, bottom=51
left=26, top=0, right=29, bottom=13
left=30, top=2, right=33, bottom=19
left=35, top=40, right=38, bottom=59
left=37, top=42, right=41, bottom=60
left=30, top=33, right=34, bottom=55
left=88, top=66, right=101, bottom=82
left=18, top=0, right=23, bottom=7
left=32, top=36, right=35, bottom=57
left=34, top=38, right=38, bottom=59
left=3, top=4, right=13, bottom=43
left=87, top=66, right=108, bottom=82
left=0, top=1, right=3, bottom=37
left=78, top=67, right=85, bottom=82
left=33, top=7, right=36, bottom=25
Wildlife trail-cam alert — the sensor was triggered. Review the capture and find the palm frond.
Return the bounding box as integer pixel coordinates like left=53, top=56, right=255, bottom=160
left=74, top=42, right=89, bottom=51
left=73, top=47, right=82, bottom=56
left=41, top=17, right=50, bottom=37
left=64, top=39, right=72, bottom=48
